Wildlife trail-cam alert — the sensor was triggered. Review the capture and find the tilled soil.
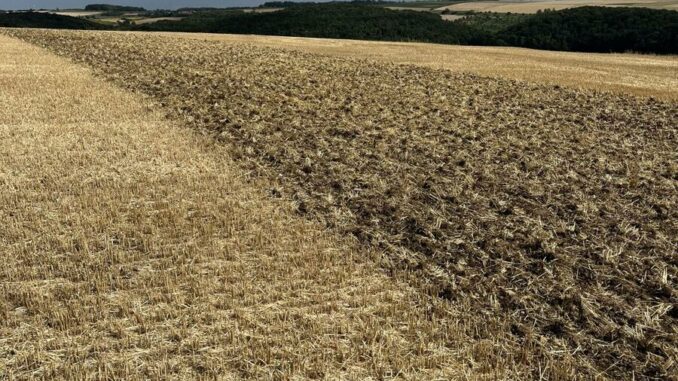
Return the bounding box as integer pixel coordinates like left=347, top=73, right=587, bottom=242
left=5, top=29, right=676, bottom=379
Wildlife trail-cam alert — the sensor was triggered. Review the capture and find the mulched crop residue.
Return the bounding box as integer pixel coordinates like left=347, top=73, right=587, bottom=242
left=6, top=29, right=676, bottom=380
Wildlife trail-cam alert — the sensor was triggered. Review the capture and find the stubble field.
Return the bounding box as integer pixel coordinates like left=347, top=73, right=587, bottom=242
left=165, top=32, right=678, bottom=101
left=1, top=29, right=677, bottom=380
left=0, top=32, right=481, bottom=380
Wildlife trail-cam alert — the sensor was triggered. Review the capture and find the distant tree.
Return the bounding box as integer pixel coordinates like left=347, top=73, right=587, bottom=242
left=137, top=3, right=490, bottom=45
left=500, top=6, right=678, bottom=54
left=0, top=12, right=105, bottom=29
left=85, top=4, right=145, bottom=12
left=2, top=4, right=675, bottom=55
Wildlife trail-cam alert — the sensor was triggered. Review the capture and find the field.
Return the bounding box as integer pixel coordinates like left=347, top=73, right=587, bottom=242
left=1, top=28, right=676, bottom=380
left=384, top=6, right=438, bottom=12
left=441, top=14, right=466, bottom=20
left=437, top=0, right=678, bottom=13
left=97, top=16, right=185, bottom=25
left=0, top=32, right=480, bottom=380
left=383, top=1, right=460, bottom=9
left=242, top=8, right=284, bottom=13
left=33, top=10, right=182, bottom=26
left=166, top=32, right=678, bottom=100
left=42, top=11, right=104, bottom=17
left=131, top=17, right=184, bottom=25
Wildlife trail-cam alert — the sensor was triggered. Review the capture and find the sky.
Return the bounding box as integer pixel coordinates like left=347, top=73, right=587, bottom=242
left=0, top=0, right=327, bottom=10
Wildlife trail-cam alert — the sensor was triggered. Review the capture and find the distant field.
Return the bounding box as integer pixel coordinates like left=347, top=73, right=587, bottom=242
left=35, top=10, right=187, bottom=26
left=441, top=14, right=466, bottom=20
left=242, top=7, right=284, bottom=13
left=95, top=17, right=123, bottom=24
left=383, top=1, right=460, bottom=9
left=95, top=16, right=185, bottom=25
left=437, top=0, right=678, bottom=13
left=39, top=11, right=102, bottom=17
left=169, top=33, right=678, bottom=100
left=133, top=17, right=184, bottom=25
left=385, top=6, right=437, bottom=11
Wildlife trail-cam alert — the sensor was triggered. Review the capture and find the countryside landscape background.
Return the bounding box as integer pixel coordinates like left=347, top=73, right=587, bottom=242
left=1, top=0, right=280, bottom=9
left=0, top=0, right=676, bottom=380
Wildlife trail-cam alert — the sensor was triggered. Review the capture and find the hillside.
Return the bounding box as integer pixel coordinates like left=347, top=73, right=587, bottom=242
left=137, top=4, right=486, bottom=45
left=85, top=4, right=146, bottom=11
left=2, top=5, right=678, bottom=54
left=3, top=29, right=675, bottom=379
left=137, top=4, right=678, bottom=54
left=500, top=6, right=678, bottom=54
left=437, top=0, right=678, bottom=13
left=0, top=12, right=103, bottom=29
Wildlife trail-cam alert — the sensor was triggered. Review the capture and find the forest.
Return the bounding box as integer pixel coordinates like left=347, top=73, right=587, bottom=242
left=1, top=4, right=677, bottom=54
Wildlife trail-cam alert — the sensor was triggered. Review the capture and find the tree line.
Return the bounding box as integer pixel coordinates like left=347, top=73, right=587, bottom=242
left=1, top=4, right=676, bottom=54
left=84, top=4, right=146, bottom=11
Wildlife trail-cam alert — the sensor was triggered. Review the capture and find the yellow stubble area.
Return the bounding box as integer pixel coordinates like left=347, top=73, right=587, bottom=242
left=0, top=34, right=477, bottom=380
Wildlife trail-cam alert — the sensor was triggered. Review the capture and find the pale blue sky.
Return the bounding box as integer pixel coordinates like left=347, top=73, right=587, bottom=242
left=1, top=0, right=331, bottom=10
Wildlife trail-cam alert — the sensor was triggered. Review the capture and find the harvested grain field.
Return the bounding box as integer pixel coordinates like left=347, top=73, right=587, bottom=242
left=436, top=0, right=678, bottom=13
left=441, top=14, right=466, bottom=21
left=0, top=33, right=499, bottom=380
left=164, top=32, right=678, bottom=101
left=38, top=11, right=104, bottom=17
left=3, top=29, right=675, bottom=380
left=132, top=17, right=184, bottom=25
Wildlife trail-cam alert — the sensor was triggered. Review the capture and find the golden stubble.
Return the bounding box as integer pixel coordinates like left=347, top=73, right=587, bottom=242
left=0, top=34, right=497, bottom=380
